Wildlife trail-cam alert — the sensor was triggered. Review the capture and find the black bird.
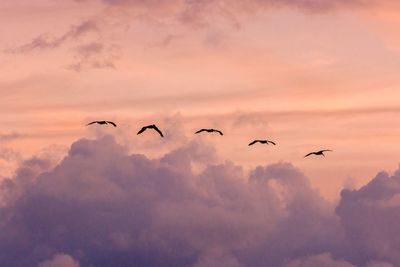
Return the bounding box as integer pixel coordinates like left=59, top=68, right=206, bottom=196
left=248, top=140, right=276, bottom=146
left=87, top=120, right=117, bottom=127
left=304, top=150, right=332, bottom=157
left=137, top=124, right=164, bottom=137
left=194, top=128, right=223, bottom=135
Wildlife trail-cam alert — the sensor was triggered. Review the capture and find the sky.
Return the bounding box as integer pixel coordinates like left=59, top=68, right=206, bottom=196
left=1, top=1, right=400, bottom=266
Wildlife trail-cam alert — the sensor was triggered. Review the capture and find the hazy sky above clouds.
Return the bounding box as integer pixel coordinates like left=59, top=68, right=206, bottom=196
left=1, top=0, right=400, bottom=199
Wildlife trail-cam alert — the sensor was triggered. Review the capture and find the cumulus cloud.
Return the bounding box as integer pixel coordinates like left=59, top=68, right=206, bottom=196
left=284, top=252, right=356, bottom=267
left=0, top=135, right=398, bottom=266
left=38, top=253, right=80, bottom=267
left=336, top=170, right=400, bottom=266
left=365, top=261, right=395, bottom=267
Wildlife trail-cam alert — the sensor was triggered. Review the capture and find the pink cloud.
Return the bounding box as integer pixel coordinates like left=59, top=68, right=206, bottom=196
left=38, top=254, right=80, bottom=267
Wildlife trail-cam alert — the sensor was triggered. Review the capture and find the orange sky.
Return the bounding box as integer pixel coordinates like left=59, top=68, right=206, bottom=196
left=1, top=0, right=400, bottom=200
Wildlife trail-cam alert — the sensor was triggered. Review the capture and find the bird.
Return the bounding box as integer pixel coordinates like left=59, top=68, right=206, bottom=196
left=194, top=128, right=223, bottom=135
left=304, top=150, right=332, bottom=157
left=248, top=140, right=276, bottom=146
left=137, top=124, right=164, bottom=137
left=87, top=120, right=117, bottom=127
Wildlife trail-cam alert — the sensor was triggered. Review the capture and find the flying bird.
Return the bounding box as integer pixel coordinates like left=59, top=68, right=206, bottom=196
left=248, top=140, right=276, bottom=146
left=137, top=124, right=164, bottom=137
left=194, top=128, right=223, bottom=135
left=87, top=121, right=117, bottom=127
left=304, top=150, right=332, bottom=157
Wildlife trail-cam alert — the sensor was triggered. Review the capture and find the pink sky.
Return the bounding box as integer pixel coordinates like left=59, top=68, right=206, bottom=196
left=1, top=0, right=400, bottom=199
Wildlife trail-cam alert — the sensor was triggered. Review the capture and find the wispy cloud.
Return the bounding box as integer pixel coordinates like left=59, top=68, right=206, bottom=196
left=92, top=0, right=377, bottom=26
left=67, top=41, right=119, bottom=71
left=5, top=16, right=122, bottom=71
left=6, top=19, right=99, bottom=53
left=0, top=132, right=20, bottom=142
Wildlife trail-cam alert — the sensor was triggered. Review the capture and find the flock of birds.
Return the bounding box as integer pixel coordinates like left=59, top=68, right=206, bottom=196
left=87, top=120, right=333, bottom=158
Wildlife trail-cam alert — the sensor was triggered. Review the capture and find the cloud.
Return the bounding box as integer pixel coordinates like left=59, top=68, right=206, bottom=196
left=336, top=170, right=400, bottom=266
left=6, top=17, right=120, bottom=71
left=0, top=135, right=398, bottom=266
left=0, top=148, right=21, bottom=163
left=67, top=42, right=119, bottom=72
left=38, top=254, right=80, bottom=267
left=4, top=17, right=119, bottom=71
left=284, top=252, right=356, bottom=267
left=7, top=20, right=98, bottom=53
left=95, top=0, right=375, bottom=21
left=0, top=132, right=20, bottom=142
left=68, top=0, right=378, bottom=34
left=99, top=0, right=368, bottom=11
left=365, top=261, right=395, bottom=267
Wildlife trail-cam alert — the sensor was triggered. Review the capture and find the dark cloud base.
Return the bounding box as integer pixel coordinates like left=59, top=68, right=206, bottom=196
left=0, top=136, right=398, bottom=267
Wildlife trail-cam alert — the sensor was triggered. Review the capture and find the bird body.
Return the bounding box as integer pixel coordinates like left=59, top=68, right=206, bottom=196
left=304, top=150, right=332, bottom=157
left=248, top=140, right=276, bottom=146
left=87, top=121, right=117, bottom=127
left=137, top=124, right=164, bottom=137
left=194, top=128, right=223, bottom=135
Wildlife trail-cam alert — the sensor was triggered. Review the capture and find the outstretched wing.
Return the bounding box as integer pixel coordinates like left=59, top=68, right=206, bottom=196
left=321, top=149, right=332, bottom=152
left=268, top=140, right=276, bottom=145
left=214, top=129, right=223, bottom=135
left=248, top=140, right=258, bottom=146
left=137, top=126, right=147, bottom=135
left=152, top=125, right=164, bottom=137
left=87, top=121, right=98, bottom=126
left=195, top=129, right=206, bottom=134
left=304, top=152, right=315, bottom=157
left=107, top=121, right=117, bottom=127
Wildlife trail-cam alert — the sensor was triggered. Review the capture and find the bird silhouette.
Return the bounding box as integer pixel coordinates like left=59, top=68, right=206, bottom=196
left=87, top=121, right=117, bottom=127
left=304, top=150, right=332, bottom=157
left=194, top=128, right=223, bottom=135
left=137, top=124, right=164, bottom=137
left=248, top=140, right=276, bottom=146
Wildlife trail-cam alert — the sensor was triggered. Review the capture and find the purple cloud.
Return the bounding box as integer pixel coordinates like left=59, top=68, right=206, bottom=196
left=336, top=170, right=400, bottom=266
left=0, top=135, right=398, bottom=266
left=284, top=252, right=356, bottom=267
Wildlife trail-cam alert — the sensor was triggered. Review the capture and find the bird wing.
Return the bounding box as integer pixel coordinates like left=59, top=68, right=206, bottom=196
left=195, top=129, right=205, bottom=134
left=107, top=121, right=117, bottom=127
left=321, top=149, right=332, bottom=152
left=137, top=126, right=147, bottom=135
left=216, top=130, right=223, bottom=135
left=304, top=152, right=315, bottom=157
left=87, top=121, right=98, bottom=126
left=151, top=125, right=164, bottom=137
left=248, top=140, right=258, bottom=146
left=268, top=140, right=276, bottom=145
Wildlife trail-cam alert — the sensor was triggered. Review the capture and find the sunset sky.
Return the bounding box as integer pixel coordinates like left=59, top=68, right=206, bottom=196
left=1, top=1, right=400, bottom=266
